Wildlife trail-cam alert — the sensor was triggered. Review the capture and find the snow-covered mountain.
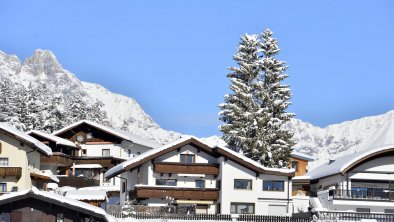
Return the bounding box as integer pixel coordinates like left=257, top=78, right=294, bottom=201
left=1, top=49, right=393, bottom=164
left=206, top=110, right=394, bottom=168
left=0, top=49, right=180, bottom=144
left=286, top=111, right=394, bottom=167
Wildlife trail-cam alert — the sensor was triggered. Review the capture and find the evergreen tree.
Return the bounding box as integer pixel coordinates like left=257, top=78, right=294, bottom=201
left=219, top=29, right=294, bottom=168
left=255, top=29, right=295, bottom=167
left=219, top=34, right=260, bottom=157
left=43, top=95, right=66, bottom=132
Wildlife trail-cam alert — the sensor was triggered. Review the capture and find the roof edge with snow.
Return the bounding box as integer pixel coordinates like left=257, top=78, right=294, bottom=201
left=105, top=136, right=295, bottom=179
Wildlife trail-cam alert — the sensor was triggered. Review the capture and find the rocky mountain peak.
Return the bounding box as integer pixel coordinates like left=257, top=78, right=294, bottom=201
left=22, top=49, right=63, bottom=75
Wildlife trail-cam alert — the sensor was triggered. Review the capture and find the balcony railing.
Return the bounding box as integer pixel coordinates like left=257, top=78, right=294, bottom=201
left=40, top=153, right=73, bottom=166
left=154, top=162, right=220, bottom=176
left=58, top=176, right=100, bottom=188
left=131, top=186, right=219, bottom=200
left=332, top=189, right=394, bottom=201
left=0, top=167, right=22, bottom=177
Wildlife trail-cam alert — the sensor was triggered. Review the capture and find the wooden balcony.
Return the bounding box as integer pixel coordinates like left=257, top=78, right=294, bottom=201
left=0, top=167, right=22, bottom=177
left=58, top=176, right=100, bottom=188
left=40, top=153, right=73, bottom=166
left=132, top=186, right=219, bottom=200
left=154, top=162, right=220, bottom=176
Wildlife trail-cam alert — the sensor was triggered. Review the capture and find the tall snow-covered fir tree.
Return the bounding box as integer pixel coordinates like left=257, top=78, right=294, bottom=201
left=219, top=29, right=294, bottom=168
left=218, top=34, right=261, bottom=156
left=256, top=29, right=295, bottom=167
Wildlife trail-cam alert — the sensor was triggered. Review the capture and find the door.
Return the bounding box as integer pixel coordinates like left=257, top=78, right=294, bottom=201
left=10, top=211, right=21, bottom=222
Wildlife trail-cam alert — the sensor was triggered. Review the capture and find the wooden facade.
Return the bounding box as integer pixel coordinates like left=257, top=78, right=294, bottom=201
left=132, top=186, right=220, bottom=200
left=0, top=167, right=22, bottom=177
left=154, top=162, right=220, bottom=176
left=55, top=122, right=123, bottom=144
left=291, top=157, right=309, bottom=176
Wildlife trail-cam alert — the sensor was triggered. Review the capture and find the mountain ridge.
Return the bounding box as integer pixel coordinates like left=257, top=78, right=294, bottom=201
left=0, top=49, right=181, bottom=144
left=1, top=49, right=393, bottom=165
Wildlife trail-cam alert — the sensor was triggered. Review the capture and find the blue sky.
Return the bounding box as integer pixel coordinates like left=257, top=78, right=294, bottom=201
left=1, top=1, right=393, bottom=137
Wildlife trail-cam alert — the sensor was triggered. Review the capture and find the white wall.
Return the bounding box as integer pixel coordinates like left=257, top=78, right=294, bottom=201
left=0, top=134, right=42, bottom=192
left=219, top=158, right=292, bottom=215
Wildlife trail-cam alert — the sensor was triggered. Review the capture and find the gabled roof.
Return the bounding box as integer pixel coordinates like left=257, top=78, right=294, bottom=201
left=0, top=187, right=116, bottom=222
left=28, top=130, right=78, bottom=149
left=105, top=136, right=295, bottom=179
left=306, top=144, right=394, bottom=180
left=0, top=123, right=52, bottom=156
left=52, top=120, right=160, bottom=148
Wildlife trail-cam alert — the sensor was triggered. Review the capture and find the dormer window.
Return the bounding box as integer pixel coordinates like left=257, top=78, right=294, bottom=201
left=180, top=154, right=195, bottom=163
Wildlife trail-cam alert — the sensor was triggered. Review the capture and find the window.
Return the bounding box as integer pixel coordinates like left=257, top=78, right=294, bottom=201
left=234, top=179, right=252, bottom=190
left=263, top=180, right=285, bottom=191
left=230, top=203, right=254, bottom=214
left=196, top=180, right=205, bottom=188
left=81, top=149, right=87, bottom=156
left=102, top=149, right=110, bottom=156
left=356, top=208, right=370, bottom=213
left=56, top=213, right=64, bottom=222
left=180, top=154, right=195, bottom=163
left=0, top=142, right=2, bottom=154
left=11, top=186, right=18, bottom=192
left=0, top=183, right=6, bottom=192
left=122, top=182, right=126, bottom=193
left=0, top=158, right=8, bottom=166
left=292, top=161, right=298, bottom=171
left=128, top=149, right=132, bottom=157
left=156, top=179, right=177, bottom=186
left=385, top=209, right=394, bottom=213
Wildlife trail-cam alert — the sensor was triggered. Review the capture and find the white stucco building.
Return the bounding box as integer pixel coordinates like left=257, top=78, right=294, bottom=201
left=0, top=123, right=55, bottom=193
left=304, top=144, right=394, bottom=214
left=105, top=136, right=296, bottom=215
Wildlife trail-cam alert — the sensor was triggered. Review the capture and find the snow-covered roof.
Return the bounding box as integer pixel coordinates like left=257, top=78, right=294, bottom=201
left=306, top=144, right=394, bottom=180
left=65, top=189, right=107, bottom=201
left=79, top=185, right=119, bottom=192
left=0, top=187, right=116, bottom=222
left=72, top=164, right=102, bottom=169
left=27, top=130, right=78, bottom=148
left=105, top=136, right=295, bottom=179
left=52, top=120, right=160, bottom=148
left=30, top=169, right=59, bottom=183
left=0, top=123, right=52, bottom=156
left=291, top=151, right=315, bottom=161
left=216, top=145, right=295, bottom=174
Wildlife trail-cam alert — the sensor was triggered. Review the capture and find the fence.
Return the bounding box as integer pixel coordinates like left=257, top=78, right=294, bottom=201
left=110, top=212, right=312, bottom=221
left=317, top=211, right=394, bottom=222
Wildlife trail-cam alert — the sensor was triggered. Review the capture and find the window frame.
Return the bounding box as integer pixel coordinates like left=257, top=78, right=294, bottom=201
left=195, top=180, right=205, bottom=189
left=263, top=180, right=285, bottom=192
left=102, top=149, right=110, bottom=157
left=0, top=183, right=6, bottom=192
left=180, top=154, right=195, bottom=163
left=156, top=179, right=177, bottom=186
left=230, top=202, right=255, bottom=214
left=56, top=213, right=64, bottom=222
left=234, top=179, right=252, bottom=190
left=0, top=158, right=9, bottom=166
